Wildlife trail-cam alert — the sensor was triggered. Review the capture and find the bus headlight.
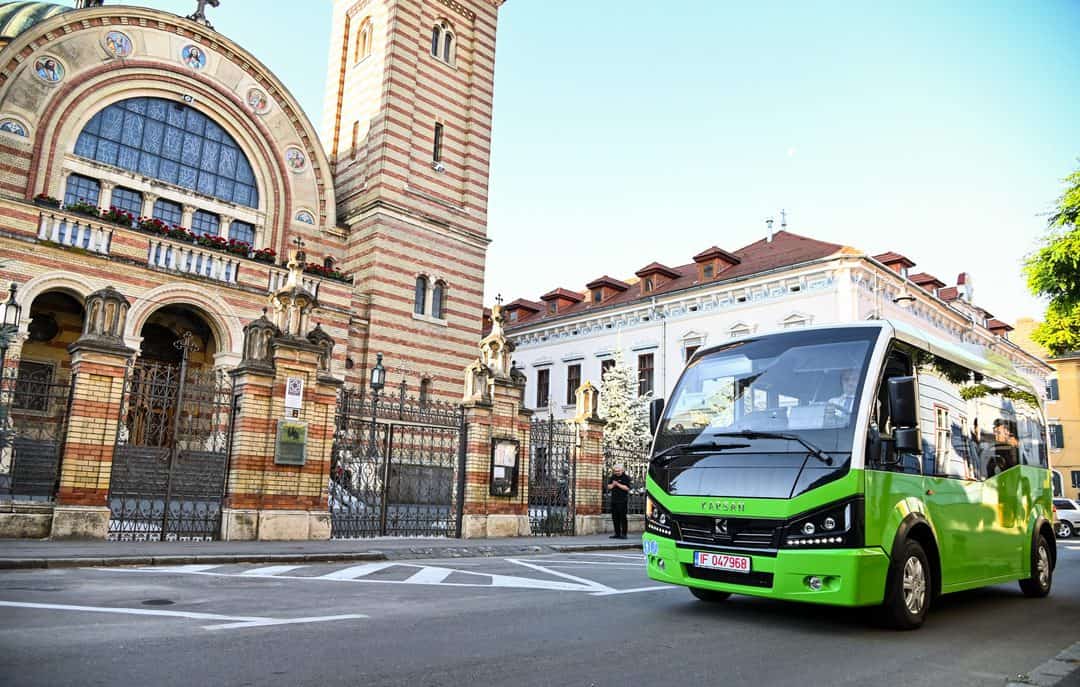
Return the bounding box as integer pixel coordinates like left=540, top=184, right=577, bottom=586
left=782, top=499, right=864, bottom=549
left=645, top=494, right=675, bottom=538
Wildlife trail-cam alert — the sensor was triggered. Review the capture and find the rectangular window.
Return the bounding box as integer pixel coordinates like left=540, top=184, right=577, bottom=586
left=433, top=123, right=444, bottom=163
left=1047, top=379, right=1060, bottom=401
left=1072, top=470, right=1080, bottom=489
left=536, top=368, right=550, bottom=409
left=566, top=364, right=581, bottom=406
left=153, top=198, right=183, bottom=226
left=601, top=358, right=615, bottom=381
left=13, top=361, right=53, bottom=412
left=684, top=345, right=700, bottom=362
left=191, top=210, right=219, bottom=237
left=638, top=353, right=654, bottom=396
left=64, top=174, right=100, bottom=207
left=643, top=277, right=654, bottom=293
left=592, top=288, right=603, bottom=303
left=548, top=301, right=557, bottom=314
left=229, top=220, right=255, bottom=245
left=703, top=264, right=714, bottom=279
left=110, top=186, right=142, bottom=222
left=1049, top=424, right=1065, bottom=449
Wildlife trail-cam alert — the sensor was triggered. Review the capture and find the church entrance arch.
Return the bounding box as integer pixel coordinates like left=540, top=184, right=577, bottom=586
left=1, top=290, right=80, bottom=501
left=106, top=304, right=233, bottom=541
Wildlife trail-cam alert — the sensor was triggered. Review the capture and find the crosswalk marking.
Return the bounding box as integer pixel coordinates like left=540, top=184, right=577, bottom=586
left=238, top=565, right=305, bottom=577
left=153, top=564, right=222, bottom=574
left=316, top=562, right=398, bottom=580
left=402, top=566, right=455, bottom=585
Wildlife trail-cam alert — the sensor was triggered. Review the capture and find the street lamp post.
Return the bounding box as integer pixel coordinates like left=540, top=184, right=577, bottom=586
left=0, top=283, right=23, bottom=370
left=368, top=353, right=387, bottom=534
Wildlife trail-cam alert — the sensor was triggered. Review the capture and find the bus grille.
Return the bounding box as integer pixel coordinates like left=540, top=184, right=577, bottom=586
left=674, top=514, right=782, bottom=549
left=686, top=565, right=774, bottom=589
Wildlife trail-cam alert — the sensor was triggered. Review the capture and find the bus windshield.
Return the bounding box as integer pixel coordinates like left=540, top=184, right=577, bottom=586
left=655, top=328, right=878, bottom=457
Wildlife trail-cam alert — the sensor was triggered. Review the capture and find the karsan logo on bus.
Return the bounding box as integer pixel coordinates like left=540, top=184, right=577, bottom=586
left=701, top=501, right=746, bottom=513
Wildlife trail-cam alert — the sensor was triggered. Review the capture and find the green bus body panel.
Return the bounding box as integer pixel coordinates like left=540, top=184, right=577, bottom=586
left=645, top=464, right=1054, bottom=606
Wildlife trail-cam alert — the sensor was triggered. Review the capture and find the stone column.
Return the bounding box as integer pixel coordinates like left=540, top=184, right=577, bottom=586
left=141, top=192, right=158, bottom=220
left=181, top=204, right=196, bottom=230
left=222, top=312, right=340, bottom=540
left=98, top=180, right=114, bottom=211
left=572, top=381, right=607, bottom=535
left=51, top=286, right=134, bottom=539
left=219, top=215, right=233, bottom=240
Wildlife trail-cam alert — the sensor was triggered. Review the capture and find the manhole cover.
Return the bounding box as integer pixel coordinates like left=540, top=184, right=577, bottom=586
left=141, top=599, right=174, bottom=606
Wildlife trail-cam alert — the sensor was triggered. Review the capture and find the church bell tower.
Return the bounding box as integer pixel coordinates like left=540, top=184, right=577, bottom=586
left=323, top=0, right=505, bottom=399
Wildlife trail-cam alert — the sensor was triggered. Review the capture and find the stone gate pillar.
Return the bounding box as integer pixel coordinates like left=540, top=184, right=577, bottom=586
left=573, top=381, right=607, bottom=535
left=51, top=286, right=134, bottom=539
left=460, top=303, right=533, bottom=538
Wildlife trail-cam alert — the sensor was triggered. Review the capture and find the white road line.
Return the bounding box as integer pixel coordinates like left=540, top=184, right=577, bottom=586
left=590, top=586, right=681, bottom=596
left=315, top=562, right=399, bottom=580
left=238, top=565, right=306, bottom=577
left=401, top=566, right=455, bottom=585
left=1065, top=545, right=1080, bottom=551
left=531, top=560, right=644, bottom=567
left=574, top=553, right=644, bottom=560
left=0, top=600, right=366, bottom=632
left=152, top=564, right=222, bottom=573
left=505, top=558, right=615, bottom=593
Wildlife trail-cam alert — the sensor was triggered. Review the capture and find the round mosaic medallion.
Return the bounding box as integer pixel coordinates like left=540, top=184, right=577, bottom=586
left=295, top=210, right=316, bottom=224
left=180, top=44, right=207, bottom=71
left=285, top=147, right=306, bottom=173
left=246, top=88, right=271, bottom=115
left=103, top=31, right=133, bottom=58
left=33, top=56, right=64, bottom=84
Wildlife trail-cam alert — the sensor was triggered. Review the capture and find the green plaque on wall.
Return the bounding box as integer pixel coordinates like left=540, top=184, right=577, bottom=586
left=275, top=419, right=307, bottom=465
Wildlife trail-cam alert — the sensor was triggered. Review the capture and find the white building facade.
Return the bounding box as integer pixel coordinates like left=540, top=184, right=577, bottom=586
left=503, top=231, right=1050, bottom=419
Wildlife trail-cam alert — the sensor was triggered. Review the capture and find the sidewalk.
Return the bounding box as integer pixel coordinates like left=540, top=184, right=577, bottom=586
left=0, top=533, right=643, bottom=569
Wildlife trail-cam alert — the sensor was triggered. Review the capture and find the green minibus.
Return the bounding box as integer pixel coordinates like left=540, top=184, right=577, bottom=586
left=642, top=320, right=1055, bottom=629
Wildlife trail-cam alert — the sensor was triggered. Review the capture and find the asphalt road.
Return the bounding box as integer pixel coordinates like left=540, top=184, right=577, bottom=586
left=1, top=543, right=1078, bottom=687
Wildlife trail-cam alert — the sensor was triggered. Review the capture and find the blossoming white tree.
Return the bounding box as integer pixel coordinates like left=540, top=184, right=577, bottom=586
left=598, top=349, right=652, bottom=449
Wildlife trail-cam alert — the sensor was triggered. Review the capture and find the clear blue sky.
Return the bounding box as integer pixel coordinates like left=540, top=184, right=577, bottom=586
left=147, top=0, right=1080, bottom=323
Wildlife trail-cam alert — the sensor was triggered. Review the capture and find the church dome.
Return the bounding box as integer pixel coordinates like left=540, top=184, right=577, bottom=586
left=0, top=1, right=72, bottom=42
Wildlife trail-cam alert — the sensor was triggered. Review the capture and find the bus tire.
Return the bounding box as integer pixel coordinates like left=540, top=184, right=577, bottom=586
left=1019, top=533, right=1053, bottom=598
left=879, top=539, right=930, bottom=630
left=689, top=587, right=731, bottom=603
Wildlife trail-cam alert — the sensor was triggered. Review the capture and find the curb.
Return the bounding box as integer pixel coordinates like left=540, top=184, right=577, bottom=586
left=0, top=542, right=640, bottom=570
left=1007, top=642, right=1080, bottom=686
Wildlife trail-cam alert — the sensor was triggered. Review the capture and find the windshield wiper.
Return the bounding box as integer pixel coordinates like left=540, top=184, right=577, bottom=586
left=710, top=430, right=834, bottom=466
left=651, top=441, right=751, bottom=466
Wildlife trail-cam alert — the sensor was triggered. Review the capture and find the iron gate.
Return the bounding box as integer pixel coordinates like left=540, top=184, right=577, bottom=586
left=0, top=358, right=73, bottom=501
left=528, top=417, right=577, bottom=535
left=107, top=346, right=233, bottom=541
left=330, top=384, right=466, bottom=538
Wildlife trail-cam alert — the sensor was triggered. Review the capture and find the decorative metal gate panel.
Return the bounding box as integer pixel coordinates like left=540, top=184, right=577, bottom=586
left=528, top=418, right=577, bottom=536
left=601, top=440, right=649, bottom=515
left=107, top=352, right=233, bottom=541
left=0, top=358, right=73, bottom=501
left=330, top=384, right=465, bottom=538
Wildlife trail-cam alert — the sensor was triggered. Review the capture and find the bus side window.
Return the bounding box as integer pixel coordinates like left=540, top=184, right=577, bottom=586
left=869, top=349, right=918, bottom=473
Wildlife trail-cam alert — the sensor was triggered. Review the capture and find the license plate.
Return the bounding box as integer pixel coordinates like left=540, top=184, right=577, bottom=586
left=694, top=551, right=751, bottom=573
left=643, top=539, right=659, bottom=556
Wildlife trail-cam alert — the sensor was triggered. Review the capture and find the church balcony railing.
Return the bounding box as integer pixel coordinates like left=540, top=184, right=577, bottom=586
left=36, top=208, right=114, bottom=255
left=268, top=268, right=321, bottom=299
left=146, top=236, right=241, bottom=285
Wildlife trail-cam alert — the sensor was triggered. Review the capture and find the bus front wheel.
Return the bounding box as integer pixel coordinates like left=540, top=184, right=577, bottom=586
left=1019, top=533, right=1053, bottom=598
left=879, top=539, right=931, bottom=630
left=689, top=587, right=731, bottom=603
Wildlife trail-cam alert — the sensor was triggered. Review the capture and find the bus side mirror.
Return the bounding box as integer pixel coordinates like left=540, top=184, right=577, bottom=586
left=894, top=427, right=920, bottom=453
left=888, top=376, right=918, bottom=429
left=649, top=397, right=665, bottom=435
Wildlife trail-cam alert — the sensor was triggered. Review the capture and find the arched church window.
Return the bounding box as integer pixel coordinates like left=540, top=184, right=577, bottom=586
left=431, top=21, right=455, bottom=64
left=355, top=17, right=373, bottom=62
left=64, top=174, right=100, bottom=207
left=419, top=378, right=431, bottom=407
left=414, top=275, right=428, bottom=315
left=432, top=280, right=446, bottom=320
left=74, top=97, right=259, bottom=208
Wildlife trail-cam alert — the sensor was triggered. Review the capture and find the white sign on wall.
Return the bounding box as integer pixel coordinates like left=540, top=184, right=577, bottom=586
left=285, top=376, right=305, bottom=410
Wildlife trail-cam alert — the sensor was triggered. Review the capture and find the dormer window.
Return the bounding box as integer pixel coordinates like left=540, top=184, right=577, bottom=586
left=703, top=264, right=714, bottom=279
left=592, top=288, right=602, bottom=303
left=549, top=301, right=557, bottom=314
left=509, top=310, right=518, bottom=322
left=643, top=277, right=653, bottom=293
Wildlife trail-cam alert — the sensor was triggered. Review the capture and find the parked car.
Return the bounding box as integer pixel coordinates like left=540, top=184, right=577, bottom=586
left=1054, top=498, right=1080, bottom=538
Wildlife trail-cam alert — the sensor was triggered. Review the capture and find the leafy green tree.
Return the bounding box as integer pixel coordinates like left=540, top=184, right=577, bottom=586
left=1025, top=165, right=1080, bottom=355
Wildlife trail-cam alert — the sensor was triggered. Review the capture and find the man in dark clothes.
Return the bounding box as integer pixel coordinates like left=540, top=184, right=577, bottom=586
left=607, top=464, right=632, bottom=539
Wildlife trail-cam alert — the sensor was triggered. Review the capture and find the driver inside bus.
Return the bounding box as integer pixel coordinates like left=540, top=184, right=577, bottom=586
left=828, top=369, right=859, bottom=414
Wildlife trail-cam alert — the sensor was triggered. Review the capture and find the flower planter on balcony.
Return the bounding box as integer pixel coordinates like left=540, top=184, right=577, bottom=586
left=33, top=196, right=61, bottom=209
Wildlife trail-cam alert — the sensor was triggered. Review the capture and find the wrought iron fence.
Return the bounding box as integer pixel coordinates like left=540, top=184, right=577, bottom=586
left=0, top=358, right=73, bottom=501
left=528, top=417, right=577, bottom=535
left=330, top=384, right=466, bottom=539
left=602, top=439, right=650, bottom=515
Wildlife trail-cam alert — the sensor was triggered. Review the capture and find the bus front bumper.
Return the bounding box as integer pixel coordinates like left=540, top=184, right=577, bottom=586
left=643, top=534, right=890, bottom=607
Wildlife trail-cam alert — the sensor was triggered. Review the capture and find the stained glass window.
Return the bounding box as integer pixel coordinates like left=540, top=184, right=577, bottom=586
left=153, top=198, right=183, bottom=226
left=74, top=97, right=259, bottom=208
left=111, top=186, right=142, bottom=221
left=229, top=220, right=255, bottom=245
left=64, top=174, right=100, bottom=207
left=191, top=210, right=219, bottom=237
